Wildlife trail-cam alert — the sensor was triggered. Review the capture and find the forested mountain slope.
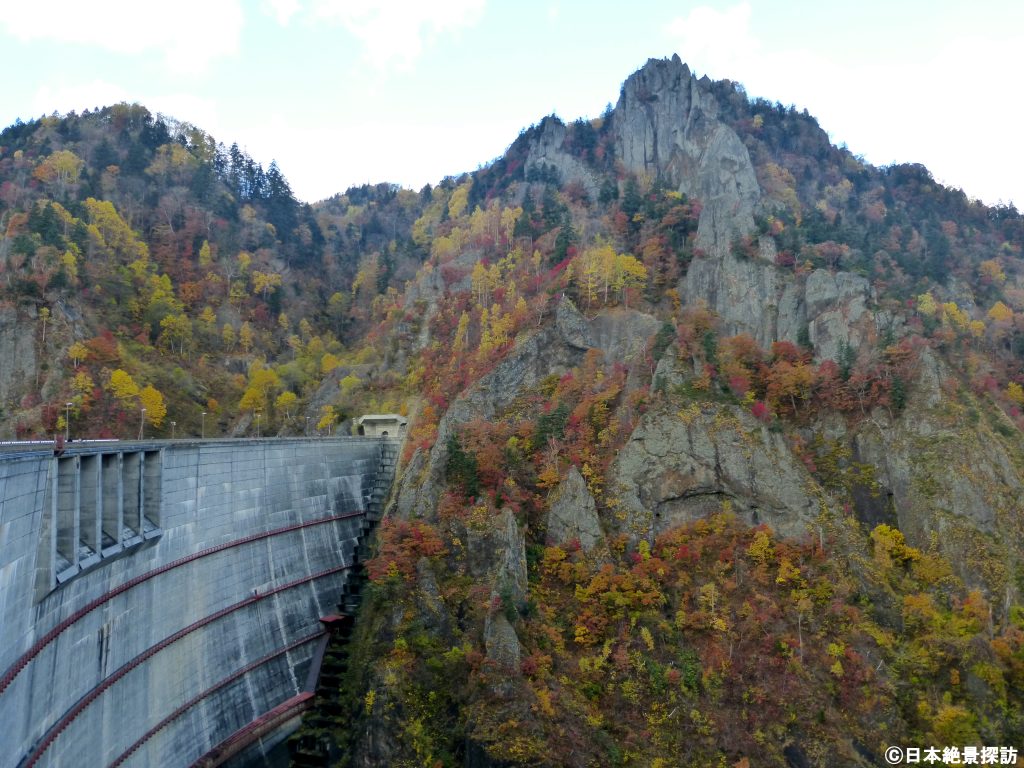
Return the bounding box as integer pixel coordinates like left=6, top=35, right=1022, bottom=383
left=3, top=56, right=1024, bottom=767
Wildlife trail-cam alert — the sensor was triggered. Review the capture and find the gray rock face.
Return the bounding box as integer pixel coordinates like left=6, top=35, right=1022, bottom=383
left=483, top=611, right=521, bottom=671
left=652, top=343, right=688, bottom=393
left=491, top=509, right=528, bottom=607
left=681, top=252, right=876, bottom=360
left=683, top=247, right=792, bottom=348
left=613, top=56, right=760, bottom=255
left=610, top=401, right=821, bottom=545
left=463, top=509, right=527, bottom=599
left=853, top=349, right=1022, bottom=554
left=804, top=269, right=872, bottom=361
left=415, top=557, right=451, bottom=636
left=546, top=466, right=604, bottom=551
left=525, top=117, right=601, bottom=201
left=586, top=307, right=661, bottom=364
left=397, top=298, right=591, bottom=518
left=0, top=305, right=37, bottom=421
left=556, top=295, right=594, bottom=350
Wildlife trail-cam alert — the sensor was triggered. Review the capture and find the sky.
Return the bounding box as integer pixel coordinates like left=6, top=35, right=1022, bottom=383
left=1, top=0, right=1021, bottom=208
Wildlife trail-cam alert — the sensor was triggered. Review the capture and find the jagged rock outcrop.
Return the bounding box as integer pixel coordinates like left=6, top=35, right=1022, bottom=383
left=611, top=58, right=889, bottom=362
left=463, top=509, right=528, bottom=605
left=546, top=465, right=604, bottom=551
left=682, top=241, right=803, bottom=348
left=397, top=297, right=592, bottom=519
left=804, top=269, right=873, bottom=361
left=481, top=512, right=527, bottom=675
left=610, top=401, right=823, bottom=545
left=483, top=611, right=521, bottom=672
left=525, top=116, right=601, bottom=201
left=613, top=55, right=760, bottom=255
left=491, top=509, right=529, bottom=606
left=682, top=248, right=886, bottom=360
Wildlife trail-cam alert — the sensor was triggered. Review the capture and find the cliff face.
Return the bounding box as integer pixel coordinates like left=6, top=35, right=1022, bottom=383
left=612, top=55, right=760, bottom=255
left=332, top=56, right=1024, bottom=768
left=0, top=305, right=36, bottom=413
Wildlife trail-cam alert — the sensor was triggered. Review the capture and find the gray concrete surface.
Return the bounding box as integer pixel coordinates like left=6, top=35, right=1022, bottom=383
left=0, top=438, right=397, bottom=768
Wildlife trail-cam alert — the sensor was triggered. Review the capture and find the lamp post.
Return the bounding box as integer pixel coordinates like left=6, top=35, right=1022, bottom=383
left=64, top=402, right=72, bottom=441
left=201, top=411, right=206, bottom=439
left=305, top=416, right=310, bottom=436
left=139, top=408, right=146, bottom=440
left=170, top=421, right=176, bottom=440
left=255, top=412, right=261, bottom=439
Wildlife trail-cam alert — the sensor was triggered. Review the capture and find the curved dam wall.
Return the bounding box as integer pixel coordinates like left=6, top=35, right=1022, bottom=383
left=0, top=437, right=397, bottom=768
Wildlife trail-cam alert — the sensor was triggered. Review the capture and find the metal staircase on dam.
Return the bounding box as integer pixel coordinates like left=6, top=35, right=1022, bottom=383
left=286, top=440, right=398, bottom=768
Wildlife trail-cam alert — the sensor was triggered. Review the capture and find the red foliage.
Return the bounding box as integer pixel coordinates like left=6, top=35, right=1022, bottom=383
left=366, top=519, right=447, bottom=582
left=769, top=340, right=803, bottom=363
left=750, top=400, right=771, bottom=422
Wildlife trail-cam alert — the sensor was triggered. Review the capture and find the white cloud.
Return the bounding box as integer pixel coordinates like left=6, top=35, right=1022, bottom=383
left=1, top=0, right=244, bottom=74
left=310, top=0, right=485, bottom=70
left=29, top=80, right=130, bottom=118
left=263, top=0, right=301, bottom=26
left=664, top=3, right=756, bottom=81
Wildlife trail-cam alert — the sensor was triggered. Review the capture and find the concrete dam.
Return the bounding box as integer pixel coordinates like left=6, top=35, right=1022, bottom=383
left=0, top=437, right=399, bottom=768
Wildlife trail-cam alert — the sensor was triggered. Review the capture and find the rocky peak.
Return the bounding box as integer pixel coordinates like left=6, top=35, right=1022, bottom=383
left=612, top=56, right=760, bottom=255
left=524, top=116, right=601, bottom=201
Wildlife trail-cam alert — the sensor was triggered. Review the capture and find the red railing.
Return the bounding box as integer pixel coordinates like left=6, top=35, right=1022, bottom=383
left=20, top=565, right=352, bottom=768
left=0, top=510, right=364, bottom=696
left=108, top=631, right=324, bottom=767
left=189, top=692, right=315, bottom=768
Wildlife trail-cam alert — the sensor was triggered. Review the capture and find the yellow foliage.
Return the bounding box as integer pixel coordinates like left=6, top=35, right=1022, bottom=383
left=107, top=369, right=140, bottom=401
left=139, top=385, right=167, bottom=427
left=1006, top=382, right=1024, bottom=406
left=747, top=530, right=774, bottom=564
left=640, top=626, right=655, bottom=651
left=72, top=371, right=94, bottom=396
left=987, top=300, right=1014, bottom=324
left=61, top=250, right=78, bottom=281
left=979, top=258, right=1006, bottom=284
left=941, top=301, right=969, bottom=329
left=239, top=322, right=254, bottom=352
left=67, top=341, right=89, bottom=367
left=533, top=686, right=556, bottom=718
left=916, top=291, right=938, bottom=317
left=339, top=374, right=361, bottom=396
left=275, top=391, right=297, bottom=416
left=871, top=524, right=921, bottom=567
left=321, top=353, right=341, bottom=374
left=317, top=405, right=336, bottom=431
left=448, top=181, right=471, bottom=219
left=84, top=198, right=149, bottom=263
left=239, top=366, right=282, bottom=412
